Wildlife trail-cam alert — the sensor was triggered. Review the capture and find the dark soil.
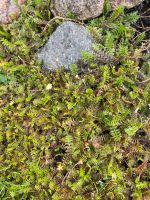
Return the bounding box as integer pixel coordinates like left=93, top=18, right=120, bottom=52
left=128, top=0, right=150, bottom=40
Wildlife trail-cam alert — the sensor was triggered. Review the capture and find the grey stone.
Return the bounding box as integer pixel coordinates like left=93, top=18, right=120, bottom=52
left=51, top=0, right=104, bottom=21
left=38, top=21, right=93, bottom=70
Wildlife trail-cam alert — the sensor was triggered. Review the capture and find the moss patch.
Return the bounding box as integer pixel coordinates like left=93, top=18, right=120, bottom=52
left=0, top=1, right=150, bottom=199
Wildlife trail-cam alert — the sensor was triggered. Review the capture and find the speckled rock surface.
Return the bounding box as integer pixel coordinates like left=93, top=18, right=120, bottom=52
left=0, top=0, right=26, bottom=24
left=51, top=0, right=104, bottom=21
left=110, top=0, right=144, bottom=9
left=38, top=21, right=93, bottom=70
left=52, top=0, right=144, bottom=21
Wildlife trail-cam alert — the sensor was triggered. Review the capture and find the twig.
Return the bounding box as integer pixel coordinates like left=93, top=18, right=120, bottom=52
left=138, top=77, right=150, bottom=86
left=140, top=16, right=150, bottom=18
left=17, top=55, right=28, bottom=64
left=41, top=16, right=84, bottom=34
left=61, top=160, right=83, bottom=183
left=142, top=8, right=150, bottom=15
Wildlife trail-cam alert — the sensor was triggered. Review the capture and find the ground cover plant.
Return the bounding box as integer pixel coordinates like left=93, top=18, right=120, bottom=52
left=0, top=0, right=150, bottom=199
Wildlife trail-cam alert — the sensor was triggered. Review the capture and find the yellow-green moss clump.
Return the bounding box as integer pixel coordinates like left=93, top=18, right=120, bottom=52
left=0, top=1, right=149, bottom=199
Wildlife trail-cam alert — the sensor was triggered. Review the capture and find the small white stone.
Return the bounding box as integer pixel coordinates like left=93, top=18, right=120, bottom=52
left=46, top=84, right=53, bottom=90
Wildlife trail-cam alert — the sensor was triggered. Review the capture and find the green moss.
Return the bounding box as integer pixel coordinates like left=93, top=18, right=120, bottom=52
left=0, top=1, right=149, bottom=199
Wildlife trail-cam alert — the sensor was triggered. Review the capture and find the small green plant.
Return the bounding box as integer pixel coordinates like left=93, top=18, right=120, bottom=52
left=0, top=73, right=7, bottom=83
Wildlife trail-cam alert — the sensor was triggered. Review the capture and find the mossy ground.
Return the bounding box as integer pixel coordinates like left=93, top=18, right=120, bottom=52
left=0, top=0, right=150, bottom=199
